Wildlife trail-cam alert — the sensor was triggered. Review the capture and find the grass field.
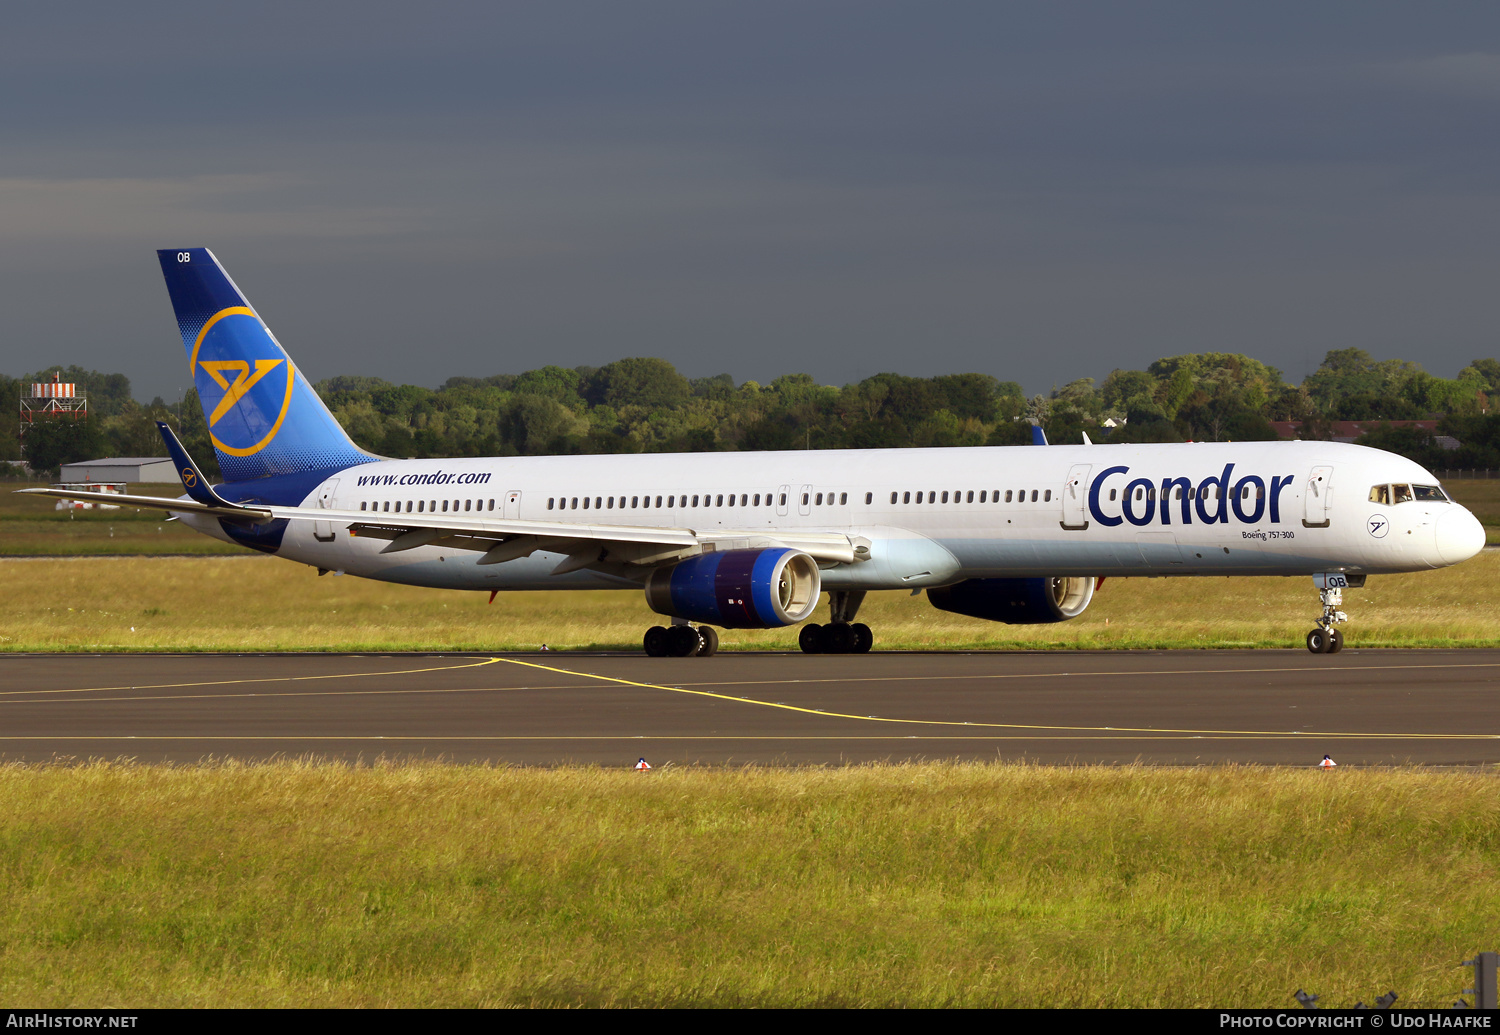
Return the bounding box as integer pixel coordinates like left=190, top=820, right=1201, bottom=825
left=1, top=761, right=1495, bottom=1008
left=1, top=548, right=1497, bottom=652
left=4, top=476, right=1500, bottom=554
left=0, top=483, right=245, bottom=556
left=5, top=480, right=1498, bottom=1009
left=4, top=474, right=1498, bottom=651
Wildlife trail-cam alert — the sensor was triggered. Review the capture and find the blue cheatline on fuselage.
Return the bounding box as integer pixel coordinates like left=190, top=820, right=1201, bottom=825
left=157, top=248, right=378, bottom=483
left=211, top=464, right=370, bottom=552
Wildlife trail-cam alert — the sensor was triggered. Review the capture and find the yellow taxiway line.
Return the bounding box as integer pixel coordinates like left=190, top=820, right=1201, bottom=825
left=498, top=657, right=1500, bottom=740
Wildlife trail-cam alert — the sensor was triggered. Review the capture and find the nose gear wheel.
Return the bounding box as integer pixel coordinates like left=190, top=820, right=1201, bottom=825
left=1306, top=581, right=1349, bottom=654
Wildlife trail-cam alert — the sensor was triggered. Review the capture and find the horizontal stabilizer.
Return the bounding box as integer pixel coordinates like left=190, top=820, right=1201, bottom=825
left=13, top=487, right=269, bottom=521
left=156, top=421, right=235, bottom=508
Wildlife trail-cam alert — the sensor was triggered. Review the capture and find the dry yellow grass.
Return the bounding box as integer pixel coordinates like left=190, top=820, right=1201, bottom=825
left=1, top=549, right=1497, bottom=652
left=1, top=761, right=1496, bottom=1007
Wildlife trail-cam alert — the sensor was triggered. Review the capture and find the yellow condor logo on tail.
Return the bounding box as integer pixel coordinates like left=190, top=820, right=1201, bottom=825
left=189, top=307, right=296, bottom=457
left=200, top=358, right=285, bottom=426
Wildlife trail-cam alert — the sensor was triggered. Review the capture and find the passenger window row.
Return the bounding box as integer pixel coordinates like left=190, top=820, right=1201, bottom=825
left=356, top=484, right=1116, bottom=519
left=547, top=488, right=1060, bottom=511
left=360, top=498, right=493, bottom=513
left=548, top=492, right=787, bottom=511
left=1106, top=484, right=1260, bottom=503
left=889, top=489, right=1051, bottom=504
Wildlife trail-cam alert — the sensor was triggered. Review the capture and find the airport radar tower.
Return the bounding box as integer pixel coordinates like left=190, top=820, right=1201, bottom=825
left=19, top=372, right=87, bottom=462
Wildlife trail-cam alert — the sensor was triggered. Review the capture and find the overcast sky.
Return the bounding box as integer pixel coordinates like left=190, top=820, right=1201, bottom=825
left=4, top=2, right=1500, bottom=400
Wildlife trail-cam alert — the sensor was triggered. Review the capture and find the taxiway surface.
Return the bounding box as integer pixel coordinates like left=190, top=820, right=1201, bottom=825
left=1, top=650, right=1498, bottom=765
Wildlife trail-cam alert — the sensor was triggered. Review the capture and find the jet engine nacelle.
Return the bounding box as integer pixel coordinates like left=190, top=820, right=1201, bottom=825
left=645, top=548, right=822, bottom=628
left=928, top=576, right=1097, bottom=624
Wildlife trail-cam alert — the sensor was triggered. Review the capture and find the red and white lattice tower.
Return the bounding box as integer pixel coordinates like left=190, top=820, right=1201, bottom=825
left=19, top=371, right=87, bottom=458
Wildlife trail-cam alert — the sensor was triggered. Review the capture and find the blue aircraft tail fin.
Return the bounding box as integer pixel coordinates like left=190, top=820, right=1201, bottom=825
left=156, top=248, right=377, bottom=482
left=1031, top=423, right=1048, bottom=446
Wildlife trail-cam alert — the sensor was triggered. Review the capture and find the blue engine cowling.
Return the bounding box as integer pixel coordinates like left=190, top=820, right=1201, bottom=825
left=928, top=576, right=1096, bottom=624
left=645, top=548, right=822, bottom=628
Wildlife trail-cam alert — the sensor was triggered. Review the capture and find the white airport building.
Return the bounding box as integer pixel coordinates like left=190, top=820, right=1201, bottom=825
left=59, top=457, right=177, bottom=483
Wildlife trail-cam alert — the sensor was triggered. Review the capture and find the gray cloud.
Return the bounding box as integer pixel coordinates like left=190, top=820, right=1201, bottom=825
left=3, top=2, right=1500, bottom=400
left=1383, top=52, right=1500, bottom=98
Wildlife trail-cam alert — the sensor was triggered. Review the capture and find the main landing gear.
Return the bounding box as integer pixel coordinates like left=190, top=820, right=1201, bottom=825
left=643, top=623, right=719, bottom=658
left=1306, top=574, right=1351, bottom=654
left=799, top=590, right=874, bottom=655
left=641, top=590, right=878, bottom=657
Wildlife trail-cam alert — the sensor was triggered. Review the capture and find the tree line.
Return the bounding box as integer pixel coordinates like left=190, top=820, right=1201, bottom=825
left=5, top=350, right=1499, bottom=480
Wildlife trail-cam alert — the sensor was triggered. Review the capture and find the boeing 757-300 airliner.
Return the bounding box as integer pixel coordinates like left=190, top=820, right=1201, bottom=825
left=20, top=249, right=1488, bottom=655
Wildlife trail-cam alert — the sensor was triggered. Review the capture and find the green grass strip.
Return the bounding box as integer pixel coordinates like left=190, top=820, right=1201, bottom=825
left=2, top=550, right=1499, bottom=652
left=1, top=761, right=1497, bottom=1007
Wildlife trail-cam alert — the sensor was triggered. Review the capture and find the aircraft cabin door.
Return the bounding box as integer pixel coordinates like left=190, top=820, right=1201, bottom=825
left=775, top=484, right=790, bottom=517
left=503, top=490, right=522, bottom=519
left=1303, top=465, right=1333, bottom=528
left=1061, top=463, right=1091, bottom=530
left=798, top=483, right=813, bottom=517
left=313, top=479, right=339, bottom=542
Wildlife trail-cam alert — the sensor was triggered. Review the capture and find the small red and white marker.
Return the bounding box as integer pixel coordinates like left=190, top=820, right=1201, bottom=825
left=1320, top=755, right=1337, bottom=769
left=635, top=758, right=651, bottom=771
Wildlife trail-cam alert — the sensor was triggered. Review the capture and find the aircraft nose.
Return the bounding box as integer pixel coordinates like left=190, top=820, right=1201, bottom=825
left=1435, top=506, right=1486, bottom=565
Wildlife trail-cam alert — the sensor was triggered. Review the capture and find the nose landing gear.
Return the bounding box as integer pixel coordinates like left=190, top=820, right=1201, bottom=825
left=1306, top=574, right=1354, bottom=654
left=1306, top=626, right=1343, bottom=654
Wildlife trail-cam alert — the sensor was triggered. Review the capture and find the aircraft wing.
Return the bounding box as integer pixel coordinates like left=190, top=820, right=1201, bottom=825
left=15, top=488, right=865, bottom=570
left=284, top=504, right=865, bottom=571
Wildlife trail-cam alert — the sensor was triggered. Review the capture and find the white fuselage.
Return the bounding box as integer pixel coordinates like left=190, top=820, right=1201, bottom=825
left=180, top=439, right=1485, bottom=593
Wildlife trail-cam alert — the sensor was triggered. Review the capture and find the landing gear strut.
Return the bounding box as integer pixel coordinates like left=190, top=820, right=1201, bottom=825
left=643, top=624, right=718, bottom=657
left=1306, top=574, right=1350, bottom=654
left=800, top=590, right=874, bottom=654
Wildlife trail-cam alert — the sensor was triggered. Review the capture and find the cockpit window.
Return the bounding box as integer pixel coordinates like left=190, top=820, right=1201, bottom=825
left=1371, top=483, right=1449, bottom=505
